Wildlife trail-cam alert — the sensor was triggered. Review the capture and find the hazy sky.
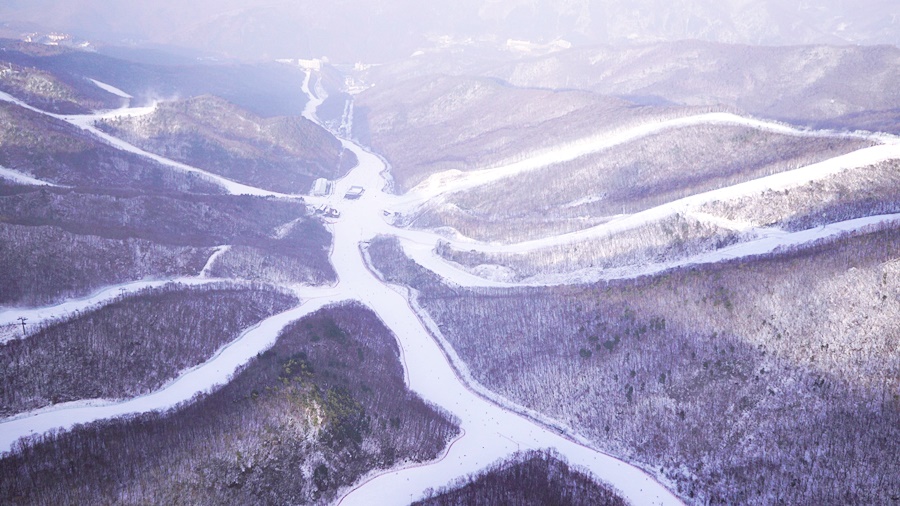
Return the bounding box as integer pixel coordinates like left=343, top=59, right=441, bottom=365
left=1, top=0, right=897, bottom=61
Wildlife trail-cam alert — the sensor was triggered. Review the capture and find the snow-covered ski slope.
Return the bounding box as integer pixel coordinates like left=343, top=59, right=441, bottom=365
left=0, top=165, right=60, bottom=186
left=393, top=111, right=897, bottom=210
left=88, top=78, right=133, bottom=99
left=3, top=70, right=899, bottom=505
left=0, top=90, right=291, bottom=197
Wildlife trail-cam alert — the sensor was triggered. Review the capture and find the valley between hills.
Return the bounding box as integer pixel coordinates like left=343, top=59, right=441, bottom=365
left=0, top=39, right=898, bottom=505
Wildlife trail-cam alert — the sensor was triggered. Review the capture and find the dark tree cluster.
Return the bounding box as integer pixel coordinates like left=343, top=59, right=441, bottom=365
left=365, top=236, right=459, bottom=297
left=0, top=186, right=307, bottom=246
left=209, top=219, right=336, bottom=286
left=0, top=304, right=459, bottom=505
left=0, top=282, right=297, bottom=416
left=0, top=188, right=336, bottom=306
left=0, top=222, right=211, bottom=307
left=413, top=450, right=627, bottom=506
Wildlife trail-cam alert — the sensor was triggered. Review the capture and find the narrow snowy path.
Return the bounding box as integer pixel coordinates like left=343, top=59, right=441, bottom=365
left=393, top=213, right=900, bottom=289
left=394, top=112, right=894, bottom=210
left=0, top=90, right=289, bottom=197
left=199, top=245, right=232, bottom=278
left=0, top=277, right=223, bottom=344
left=0, top=165, right=61, bottom=187
left=0, top=294, right=340, bottom=453
left=88, top=78, right=133, bottom=99
left=392, top=141, right=900, bottom=255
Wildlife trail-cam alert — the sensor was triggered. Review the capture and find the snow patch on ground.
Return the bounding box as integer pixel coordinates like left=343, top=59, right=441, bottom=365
left=561, top=194, right=606, bottom=208
left=0, top=166, right=61, bottom=187
left=470, top=264, right=519, bottom=282
left=88, top=79, right=133, bottom=99
left=199, top=246, right=231, bottom=278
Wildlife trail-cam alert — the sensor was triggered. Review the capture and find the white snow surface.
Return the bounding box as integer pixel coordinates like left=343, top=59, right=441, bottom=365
left=0, top=165, right=60, bottom=186
left=199, top=246, right=231, bottom=278
left=301, top=70, right=325, bottom=122
left=4, top=72, right=899, bottom=505
left=88, top=78, right=133, bottom=99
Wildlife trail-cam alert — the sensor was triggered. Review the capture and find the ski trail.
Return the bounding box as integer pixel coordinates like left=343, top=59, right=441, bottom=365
left=0, top=278, right=225, bottom=344
left=199, top=246, right=231, bottom=278
left=395, top=112, right=894, bottom=209
left=0, top=295, right=339, bottom=453
left=398, top=212, right=900, bottom=288
left=0, top=90, right=289, bottom=197
left=308, top=108, right=682, bottom=504
left=0, top=165, right=62, bottom=187
left=88, top=79, right=133, bottom=99
left=395, top=141, right=900, bottom=255
left=301, top=70, right=325, bottom=122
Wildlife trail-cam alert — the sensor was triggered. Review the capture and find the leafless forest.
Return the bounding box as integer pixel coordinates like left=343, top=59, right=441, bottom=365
left=407, top=126, right=870, bottom=242
left=0, top=304, right=459, bottom=505
left=1, top=16, right=898, bottom=505
left=413, top=450, right=627, bottom=506
left=0, top=283, right=296, bottom=416
left=98, top=96, right=357, bottom=194
left=370, top=228, right=900, bottom=504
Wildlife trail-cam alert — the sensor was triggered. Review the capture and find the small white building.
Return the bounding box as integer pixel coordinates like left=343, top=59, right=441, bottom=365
left=312, top=178, right=330, bottom=196
left=344, top=186, right=365, bottom=199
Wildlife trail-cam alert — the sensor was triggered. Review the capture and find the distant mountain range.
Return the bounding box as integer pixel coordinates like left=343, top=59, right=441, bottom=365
left=0, top=0, right=897, bottom=62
